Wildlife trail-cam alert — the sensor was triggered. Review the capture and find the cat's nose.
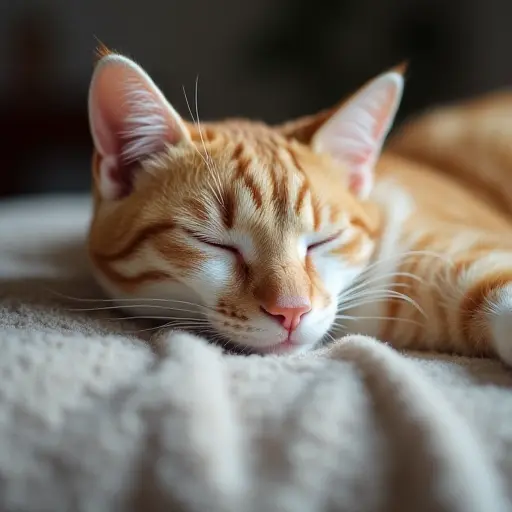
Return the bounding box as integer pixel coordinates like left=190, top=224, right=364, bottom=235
left=260, top=297, right=312, bottom=331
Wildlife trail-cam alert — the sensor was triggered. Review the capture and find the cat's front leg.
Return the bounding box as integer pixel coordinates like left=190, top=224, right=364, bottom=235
left=351, top=239, right=512, bottom=365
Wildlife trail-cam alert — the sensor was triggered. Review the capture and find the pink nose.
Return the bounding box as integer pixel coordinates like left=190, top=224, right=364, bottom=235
left=261, top=297, right=312, bottom=331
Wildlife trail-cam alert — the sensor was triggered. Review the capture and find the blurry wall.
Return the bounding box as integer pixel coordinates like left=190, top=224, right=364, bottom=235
left=1, top=0, right=512, bottom=197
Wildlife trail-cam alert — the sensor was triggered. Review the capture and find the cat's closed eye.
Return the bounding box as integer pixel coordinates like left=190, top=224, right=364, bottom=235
left=187, top=230, right=241, bottom=257
left=307, top=231, right=343, bottom=252
left=188, top=228, right=343, bottom=257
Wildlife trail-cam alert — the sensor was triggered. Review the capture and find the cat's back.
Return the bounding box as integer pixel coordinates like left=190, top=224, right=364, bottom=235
left=383, top=91, right=512, bottom=229
left=375, top=151, right=512, bottom=234
left=377, top=91, right=512, bottom=233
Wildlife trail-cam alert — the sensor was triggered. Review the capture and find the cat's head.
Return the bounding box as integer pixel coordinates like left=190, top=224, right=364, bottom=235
left=87, top=50, right=404, bottom=354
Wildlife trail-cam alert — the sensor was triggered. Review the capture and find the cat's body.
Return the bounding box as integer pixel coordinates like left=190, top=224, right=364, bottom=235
left=337, top=150, right=512, bottom=358
left=87, top=50, right=512, bottom=363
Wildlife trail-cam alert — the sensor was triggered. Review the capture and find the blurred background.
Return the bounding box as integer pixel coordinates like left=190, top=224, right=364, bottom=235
left=1, top=0, right=512, bottom=198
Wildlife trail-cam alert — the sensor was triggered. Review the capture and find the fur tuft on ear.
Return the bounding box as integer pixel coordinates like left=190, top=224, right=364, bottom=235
left=94, top=41, right=115, bottom=64
left=88, top=53, right=190, bottom=200
left=391, top=61, right=409, bottom=76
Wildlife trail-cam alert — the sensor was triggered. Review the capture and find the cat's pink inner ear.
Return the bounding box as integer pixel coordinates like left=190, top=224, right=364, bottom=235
left=312, top=72, right=404, bottom=198
left=88, top=54, right=189, bottom=199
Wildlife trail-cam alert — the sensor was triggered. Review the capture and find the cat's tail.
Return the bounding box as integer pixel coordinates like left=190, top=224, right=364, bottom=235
left=387, top=91, right=512, bottom=217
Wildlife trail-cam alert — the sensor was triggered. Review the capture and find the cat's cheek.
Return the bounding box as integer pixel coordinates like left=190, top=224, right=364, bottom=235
left=191, top=256, right=234, bottom=302
left=314, top=255, right=364, bottom=300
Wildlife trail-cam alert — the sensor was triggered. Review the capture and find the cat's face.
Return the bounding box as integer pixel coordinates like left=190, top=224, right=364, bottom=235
left=87, top=51, right=404, bottom=353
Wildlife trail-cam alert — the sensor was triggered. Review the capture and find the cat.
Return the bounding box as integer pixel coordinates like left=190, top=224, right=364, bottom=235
left=87, top=48, right=512, bottom=363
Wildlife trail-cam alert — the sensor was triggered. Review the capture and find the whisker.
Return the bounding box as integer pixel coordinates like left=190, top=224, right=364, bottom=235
left=337, top=296, right=401, bottom=311
left=323, top=331, right=337, bottom=345
left=104, top=315, right=210, bottom=323
left=46, top=289, right=215, bottom=311
left=193, top=76, right=225, bottom=204
left=353, top=268, right=427, bottom=287
left=338, top=290, right=426, bottom=319
left=338, top=283, right=413, bottom=305
left=341, top=289, right=415, bottom=302
left=363, top=250, right=453, bottom=274
left=125, top=319, right=212, bottom=334
left=338, top=271, right=425, bottom=301
left=335, top=252, right=451, bottom=315
left=207, top=332, right=228, bottom=344
left=340, top=289, right=415, bottom=305
left=65, top=304, right=204, bottom=314
left=334, top=315, right=423, bottom=327
left=182, top=83, right=224, bottom=207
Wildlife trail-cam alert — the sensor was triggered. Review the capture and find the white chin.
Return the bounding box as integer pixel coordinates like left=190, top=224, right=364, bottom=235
left=214, top=318, right=333, bottom=355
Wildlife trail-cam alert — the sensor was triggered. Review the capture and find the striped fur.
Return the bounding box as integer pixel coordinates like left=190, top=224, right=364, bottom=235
left=88, top=119, right=375, bottom=352
left=87, top=55, right=512, bottom=363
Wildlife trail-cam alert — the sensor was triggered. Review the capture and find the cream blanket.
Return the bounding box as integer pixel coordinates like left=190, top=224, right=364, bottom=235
left=1, top=196, right=512, bottom=512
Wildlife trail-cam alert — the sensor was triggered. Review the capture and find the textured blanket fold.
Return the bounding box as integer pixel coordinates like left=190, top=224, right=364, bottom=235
left=1, top=196, right=512, bottom=512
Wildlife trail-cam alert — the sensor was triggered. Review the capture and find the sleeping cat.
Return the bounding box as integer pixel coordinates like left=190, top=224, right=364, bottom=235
left=87, top=49, right=512, bottom=363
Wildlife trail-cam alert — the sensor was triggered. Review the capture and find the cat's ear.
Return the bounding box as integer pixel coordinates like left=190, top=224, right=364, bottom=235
left=278, top=66, right=405, bottom=198
left=312, top=70, right=404, bottom=198
left=88, top=52, right=190, bottom=200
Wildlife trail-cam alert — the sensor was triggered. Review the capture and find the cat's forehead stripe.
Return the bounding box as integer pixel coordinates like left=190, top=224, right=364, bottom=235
left=294, top=179, right=309, bottom=215
left=230, top=144, right=264, bottom=210
left=208, top=124, right=320, bottom=228
left=191, top=121, right=368, bottom=236
left=239, top=171, right=263, bottom=210
left=306, top=191, right=319, bottom=231
left=221, top=189, right=236, bottom=229
left=232, top=143, right=251, bottom=179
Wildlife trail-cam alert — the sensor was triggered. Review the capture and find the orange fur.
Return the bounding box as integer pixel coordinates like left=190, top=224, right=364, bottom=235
left=87, top=52, right=512, bottom=362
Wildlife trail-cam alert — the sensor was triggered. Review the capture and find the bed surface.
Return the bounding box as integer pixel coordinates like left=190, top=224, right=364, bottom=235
left=1, top=195, right=512, bottom=512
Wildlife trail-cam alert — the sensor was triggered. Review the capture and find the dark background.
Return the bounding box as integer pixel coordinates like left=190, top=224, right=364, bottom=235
left=2, top=0, right=512, bottom=198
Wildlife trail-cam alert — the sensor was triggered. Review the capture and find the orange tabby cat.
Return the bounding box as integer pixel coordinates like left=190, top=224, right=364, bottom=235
left=87, top=49, right=512, bottom=363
